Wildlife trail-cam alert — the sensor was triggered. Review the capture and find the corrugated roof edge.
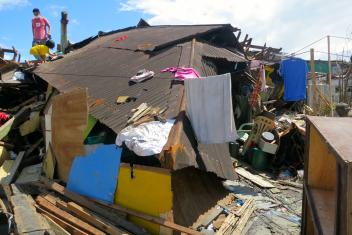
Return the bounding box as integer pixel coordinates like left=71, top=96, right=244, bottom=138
left=67, top=23, right=238, bottom=53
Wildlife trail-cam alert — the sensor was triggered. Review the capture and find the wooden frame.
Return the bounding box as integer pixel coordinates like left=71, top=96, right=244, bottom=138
left=302, top=117, right=352, bottom=235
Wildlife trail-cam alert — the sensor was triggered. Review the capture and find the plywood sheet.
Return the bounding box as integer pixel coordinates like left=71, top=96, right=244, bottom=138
left=308, top=116, right=352, bottom=163
left=308, top=126, right=337, bottom=190
left=43, top=144, right=56, bottom=180
left=52, top=89, right=88, bottom=182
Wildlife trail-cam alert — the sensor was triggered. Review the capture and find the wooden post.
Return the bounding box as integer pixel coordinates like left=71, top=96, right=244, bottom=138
left=327, top=35, right=333, bottom=116
left=60, top=11, right=69, bottom=53
left=310, top=48, right=316, bottom=113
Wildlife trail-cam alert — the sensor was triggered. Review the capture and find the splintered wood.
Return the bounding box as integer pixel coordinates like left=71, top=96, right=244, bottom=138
left=52, top=88, right=88, bottom=182
left=216, top=199, right=255, bottom=235
left=191, top=193, right=255, bottom=235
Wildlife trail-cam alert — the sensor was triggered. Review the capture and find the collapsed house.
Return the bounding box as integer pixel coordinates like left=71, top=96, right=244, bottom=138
left=0, top=18, right=316, bottom=235
left=30, top=21, right=251, bottom=233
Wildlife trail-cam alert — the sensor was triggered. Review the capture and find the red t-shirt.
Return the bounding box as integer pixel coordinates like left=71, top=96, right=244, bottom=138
left=32, top=16, right=49, bottom=40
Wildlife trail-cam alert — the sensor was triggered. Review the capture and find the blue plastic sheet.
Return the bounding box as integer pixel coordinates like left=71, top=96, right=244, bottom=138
left=67, top=144, right=121, bottom=203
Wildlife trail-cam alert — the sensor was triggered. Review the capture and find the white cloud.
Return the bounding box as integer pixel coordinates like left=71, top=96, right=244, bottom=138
left=46, top=5, right=66, bottom=18
left=120, top=0, right=352, bottom=59
left=71, top=19, right=80, bottom=25
left=0, top=0, right=28, bottom=10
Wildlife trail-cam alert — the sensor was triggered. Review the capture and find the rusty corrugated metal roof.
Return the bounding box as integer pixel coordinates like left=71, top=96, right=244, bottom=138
left=35, top=46, right=182, bottom=133
left=68, top=24, right=238, bottom=52
left=33, top=24, right=246, bottom=180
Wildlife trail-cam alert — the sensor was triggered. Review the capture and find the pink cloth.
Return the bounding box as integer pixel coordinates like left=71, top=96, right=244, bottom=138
left=160, top=67, right=200, bottom=80
left=32, top=16, right=49, bottom=40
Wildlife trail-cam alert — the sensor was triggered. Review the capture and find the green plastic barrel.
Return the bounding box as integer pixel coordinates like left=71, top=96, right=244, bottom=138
left=251, top=147, right=269, bottom=170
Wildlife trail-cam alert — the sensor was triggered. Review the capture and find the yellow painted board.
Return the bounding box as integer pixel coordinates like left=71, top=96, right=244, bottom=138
left=0, top=160, right=14, bottom=181
left=0, top=117, right=14, bottom=140
left=115, top=165, right=172, bottom=235
left=19, top=112, right=40, bottom=136
left=42, top=144, right=56, bottom=180
left=0, top=146, right=9, bottom=167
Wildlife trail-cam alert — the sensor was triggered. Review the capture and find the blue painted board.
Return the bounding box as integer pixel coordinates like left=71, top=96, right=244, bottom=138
left=67, top=144, right=121, bottom=203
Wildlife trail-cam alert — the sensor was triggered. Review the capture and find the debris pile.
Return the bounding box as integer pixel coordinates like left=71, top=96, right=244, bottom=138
left=2, top=18, right=341, bottom=235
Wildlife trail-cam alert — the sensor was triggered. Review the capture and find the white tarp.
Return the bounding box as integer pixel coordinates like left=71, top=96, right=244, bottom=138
left=185, top=73, right=238, bottom=144
left=115, top=119, right=175, bottom=156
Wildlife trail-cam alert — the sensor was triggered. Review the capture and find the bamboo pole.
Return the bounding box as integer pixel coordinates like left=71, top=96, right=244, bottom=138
left=327, top=35, right=333, bottom=116
left=310, top=48, right=316, bottom=113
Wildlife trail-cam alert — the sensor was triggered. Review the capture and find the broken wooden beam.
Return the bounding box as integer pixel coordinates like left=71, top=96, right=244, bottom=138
left=40, top=177, right=148, bottom=235
left=1, top=151, right=25, bottom=185
left=36, top=196, right=105, bottom=235
left=93, top=198, right=202, bottom=235
left=36, top=206, right=88, bottom=235
left=235, top=167, right=275, bottom=188
left=62, top=201, right=126, bottom=235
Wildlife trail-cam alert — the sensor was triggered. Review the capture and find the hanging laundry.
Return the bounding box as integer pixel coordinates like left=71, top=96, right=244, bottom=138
left=280, top=58, right=308, bottom=101
left=161, top=67, right=200, bottom=80
left=115, top=119, right=175, bottom=156
left=185, top=73, right=238, bottom=144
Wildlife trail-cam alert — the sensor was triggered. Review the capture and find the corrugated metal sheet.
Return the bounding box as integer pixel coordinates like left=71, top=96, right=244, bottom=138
left=195, top=41, right=247, bottom=62
left=176, top=117, right=237, bottom=180
left=35, top=46, right=182, bottom=133
left=33, top=24, right=245, bottom=180
left=71, top=24, right=235, bottom=52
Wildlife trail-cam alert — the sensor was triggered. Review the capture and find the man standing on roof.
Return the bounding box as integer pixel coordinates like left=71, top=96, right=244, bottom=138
left=32, top=8, right=51, bottom=46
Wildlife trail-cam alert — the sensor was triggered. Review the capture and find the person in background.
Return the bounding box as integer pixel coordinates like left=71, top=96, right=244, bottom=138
left=29, top=39, right=56, bottom=63
left=32, top=8, right=51, bottom=46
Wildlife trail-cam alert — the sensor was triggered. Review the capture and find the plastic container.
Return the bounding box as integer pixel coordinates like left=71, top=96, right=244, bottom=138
left=251, top=147, right=269, bottom=171
left=229, top=142, right=240, bottom=158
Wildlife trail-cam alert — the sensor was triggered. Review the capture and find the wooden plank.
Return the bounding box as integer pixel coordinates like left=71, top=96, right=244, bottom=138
left=52, top=88, right=88, bottom=182
left=235, top=167, right=275, bottom=188
left=308, top=126, right=336, bottom=190
left=36, top=206, right=88, bottom=235
left=0, top=146, right=9, bottom=167
left=93, top=198, right=202, bottom=235
left=42, top=144, right=56, bottom=180
left=127, top=103, right=148, bottom=124
left=41, top=178, right=199, bottom=235
left=40, top=177, right=147, bottom=235
left=1, top=151, right=25, bottom=185
left=233, top=198, right=254, bottom=217
left=0, top=106, right=31, bottom=140
left=0, top=160, right=14, bottom=182
left=19, top=112, right=40, bottom=136
left=232, top=204, right=255, bottom=235
left=64, top=201, right=126, bottom=235
left=36, top=196, right=105, bottom=235
left=42, top=214, right=71, bottom=235
left=0, top=141, right=14, bottom=149
left=10, top=193, right=53, bottom=235
left=216, top=213, right=238, bottom=235
left=0, top=117, right=14, bottom=140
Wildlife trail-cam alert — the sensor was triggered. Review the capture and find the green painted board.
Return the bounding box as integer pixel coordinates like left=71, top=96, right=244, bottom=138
left=83, top=115, right=97, bottom=139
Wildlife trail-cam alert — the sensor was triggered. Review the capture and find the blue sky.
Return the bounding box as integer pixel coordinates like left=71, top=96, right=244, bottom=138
left=1, top=0, right=352, bottom=61
left=0, top=0, right=150, bottom=60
